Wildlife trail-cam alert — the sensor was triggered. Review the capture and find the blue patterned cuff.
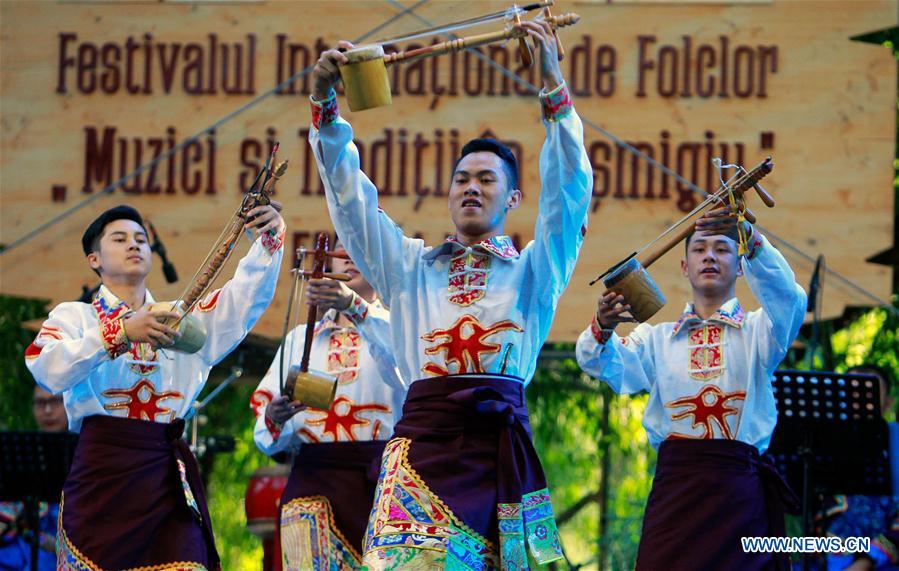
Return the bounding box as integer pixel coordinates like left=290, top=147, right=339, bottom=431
left=591, top=314, right=613, bottom=345
left=745, top=232, right=763, bottom=260
left=539, top=81, right=573, bottom=122
left=342, top=292, right=369, bottom=325
left=311, top=89, right=339, bottom=130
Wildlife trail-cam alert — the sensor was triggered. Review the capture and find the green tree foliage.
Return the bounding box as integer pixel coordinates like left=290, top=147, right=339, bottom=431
left=831, top=300, right=899, bottom=415
left=0, top=295, right=49, bottom=429
left=202, top=379, right=269, bottom=568
left=527, top=352, right=654, bottom=570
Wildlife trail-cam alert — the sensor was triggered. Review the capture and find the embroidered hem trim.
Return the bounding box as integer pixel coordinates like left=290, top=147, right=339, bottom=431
left=363, top=436, right=561, bottom=569
left=873, top=535, right=899, bottom=564
left=311, top=90, right=340, bottom=130
left=363, top=438, right=497, bottom=569
left=498, top=488, right=564, bottom=567
left=280, top=495, right=363, bottom=566
left=57, top=495, right=208, bottom=571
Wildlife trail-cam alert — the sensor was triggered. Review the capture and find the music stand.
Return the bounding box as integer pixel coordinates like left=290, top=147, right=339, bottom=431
left=0, top=431, right=78, bottom=571
left=767, top=370, right=890, bottom=570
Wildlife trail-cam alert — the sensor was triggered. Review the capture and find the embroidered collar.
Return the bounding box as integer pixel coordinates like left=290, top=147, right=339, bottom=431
left=312, top=298, right=384, bottom=336
left=422, top=235, right=520, bottom=262
left=671, top=297, right=745, bottom=337
left=94, top=284, right=156, bottom=313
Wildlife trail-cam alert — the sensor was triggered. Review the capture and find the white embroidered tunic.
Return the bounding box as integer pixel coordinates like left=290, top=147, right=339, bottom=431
left=25, top=233, right=284, bottom=432
left=576, top=233, right=807, bottom=452
left=309, top=83, right=592, bottom=386
left=252, top=297, right=406, bottom=455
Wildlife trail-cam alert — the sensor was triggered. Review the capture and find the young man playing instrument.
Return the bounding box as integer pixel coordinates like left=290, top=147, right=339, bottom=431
left=307, top=18, right=592, bottom=569
left=25, top=204, right=284, bottom=570
left=251, top=245, right=406, bottom=568
left=576, top=207, right=807, bottom=570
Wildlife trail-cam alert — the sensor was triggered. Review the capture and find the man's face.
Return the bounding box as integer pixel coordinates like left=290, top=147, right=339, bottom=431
left=330, top=247, right=371, bottom=294
left=448, top=152, right=521, bottom=240
left=87, top=219, right=152, bottom=280
left=33, top=386, right=67, bottom=432
left=681, top=234, right=742, bottom=296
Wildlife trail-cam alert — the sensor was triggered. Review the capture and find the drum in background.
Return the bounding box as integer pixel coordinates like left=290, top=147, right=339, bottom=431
left=246, top=463, right=290, bottom=571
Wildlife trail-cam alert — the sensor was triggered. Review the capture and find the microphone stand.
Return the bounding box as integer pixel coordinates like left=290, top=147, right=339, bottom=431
left=806, top=255, right=824, bottom=371
left=147, top=220, right=179, bottom=284
left=185, top=366, right=243, bottom=456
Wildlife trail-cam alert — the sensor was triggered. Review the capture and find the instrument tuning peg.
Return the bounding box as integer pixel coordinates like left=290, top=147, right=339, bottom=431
left=513, top=12, right=533, bottom=68
left=544, top=6, right=565, bottom=60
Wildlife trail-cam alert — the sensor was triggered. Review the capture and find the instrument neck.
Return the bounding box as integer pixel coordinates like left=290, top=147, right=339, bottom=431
left=300, top=304, right=318, bottom=373
left=639, top=222, right=695, bottom=270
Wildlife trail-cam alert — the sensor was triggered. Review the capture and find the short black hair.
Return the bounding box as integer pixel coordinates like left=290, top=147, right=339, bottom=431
left=82, top=205, right=146, bottom=256
left=453, top=138, right=519, bottom=191
left=684, top=229, right=738, bottom=255
left=684, top=229, right=696, bottom=255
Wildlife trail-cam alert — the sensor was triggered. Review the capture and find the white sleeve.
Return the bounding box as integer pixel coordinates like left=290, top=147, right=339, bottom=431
left=528, top=83, right=592, bottom=303
left=575, top=321, right=656, bottom=395
left=741, top=232, right=808, bottom=370
left=308, top=93, right=423, bottom=305
left=252, top=328, right=305, bottom=456
left=25, top=303, right=115, bottom=395
left=193, top=231, right=284, bottom=366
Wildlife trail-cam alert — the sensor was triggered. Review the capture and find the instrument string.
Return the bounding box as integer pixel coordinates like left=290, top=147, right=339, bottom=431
left=280, top=249, right=305, bottom=395
left=374, top=2, right=551, bottom=45
left=375, top=8, right=515, bottom=44
left=715, top=159, right=755, bottom=255
left=171, top=145, right=279, bottom=327
left=629, top=168, right=744, bottom=260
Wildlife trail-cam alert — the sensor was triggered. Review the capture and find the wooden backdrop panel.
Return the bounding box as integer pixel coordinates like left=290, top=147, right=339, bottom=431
left=0, top=0, right=895, bottom=341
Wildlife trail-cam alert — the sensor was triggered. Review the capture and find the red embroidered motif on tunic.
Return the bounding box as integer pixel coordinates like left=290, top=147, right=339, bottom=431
left=305, top=395, right=390, bottom=442
left=298, top=427, right=320, bottom=443
left=420, top=314, right=523, bottom=376
left=250, top=389, right=273, bottom=418
left=447, top=252, right=490, bottom=306
left=666, top=385, right=747, bottom=440
left=688, top=324, right=724, bottom=381
left=25, top=326, right=63, bottom=358
left=102, top=378, right=184, bottom=422
left=39, top=326, right=63, bottom=340
left=197, top=289, right=222, bottom=312
left=96, top=306, right=130, bottom=359
left=327, top=329, right=361, bottom=385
